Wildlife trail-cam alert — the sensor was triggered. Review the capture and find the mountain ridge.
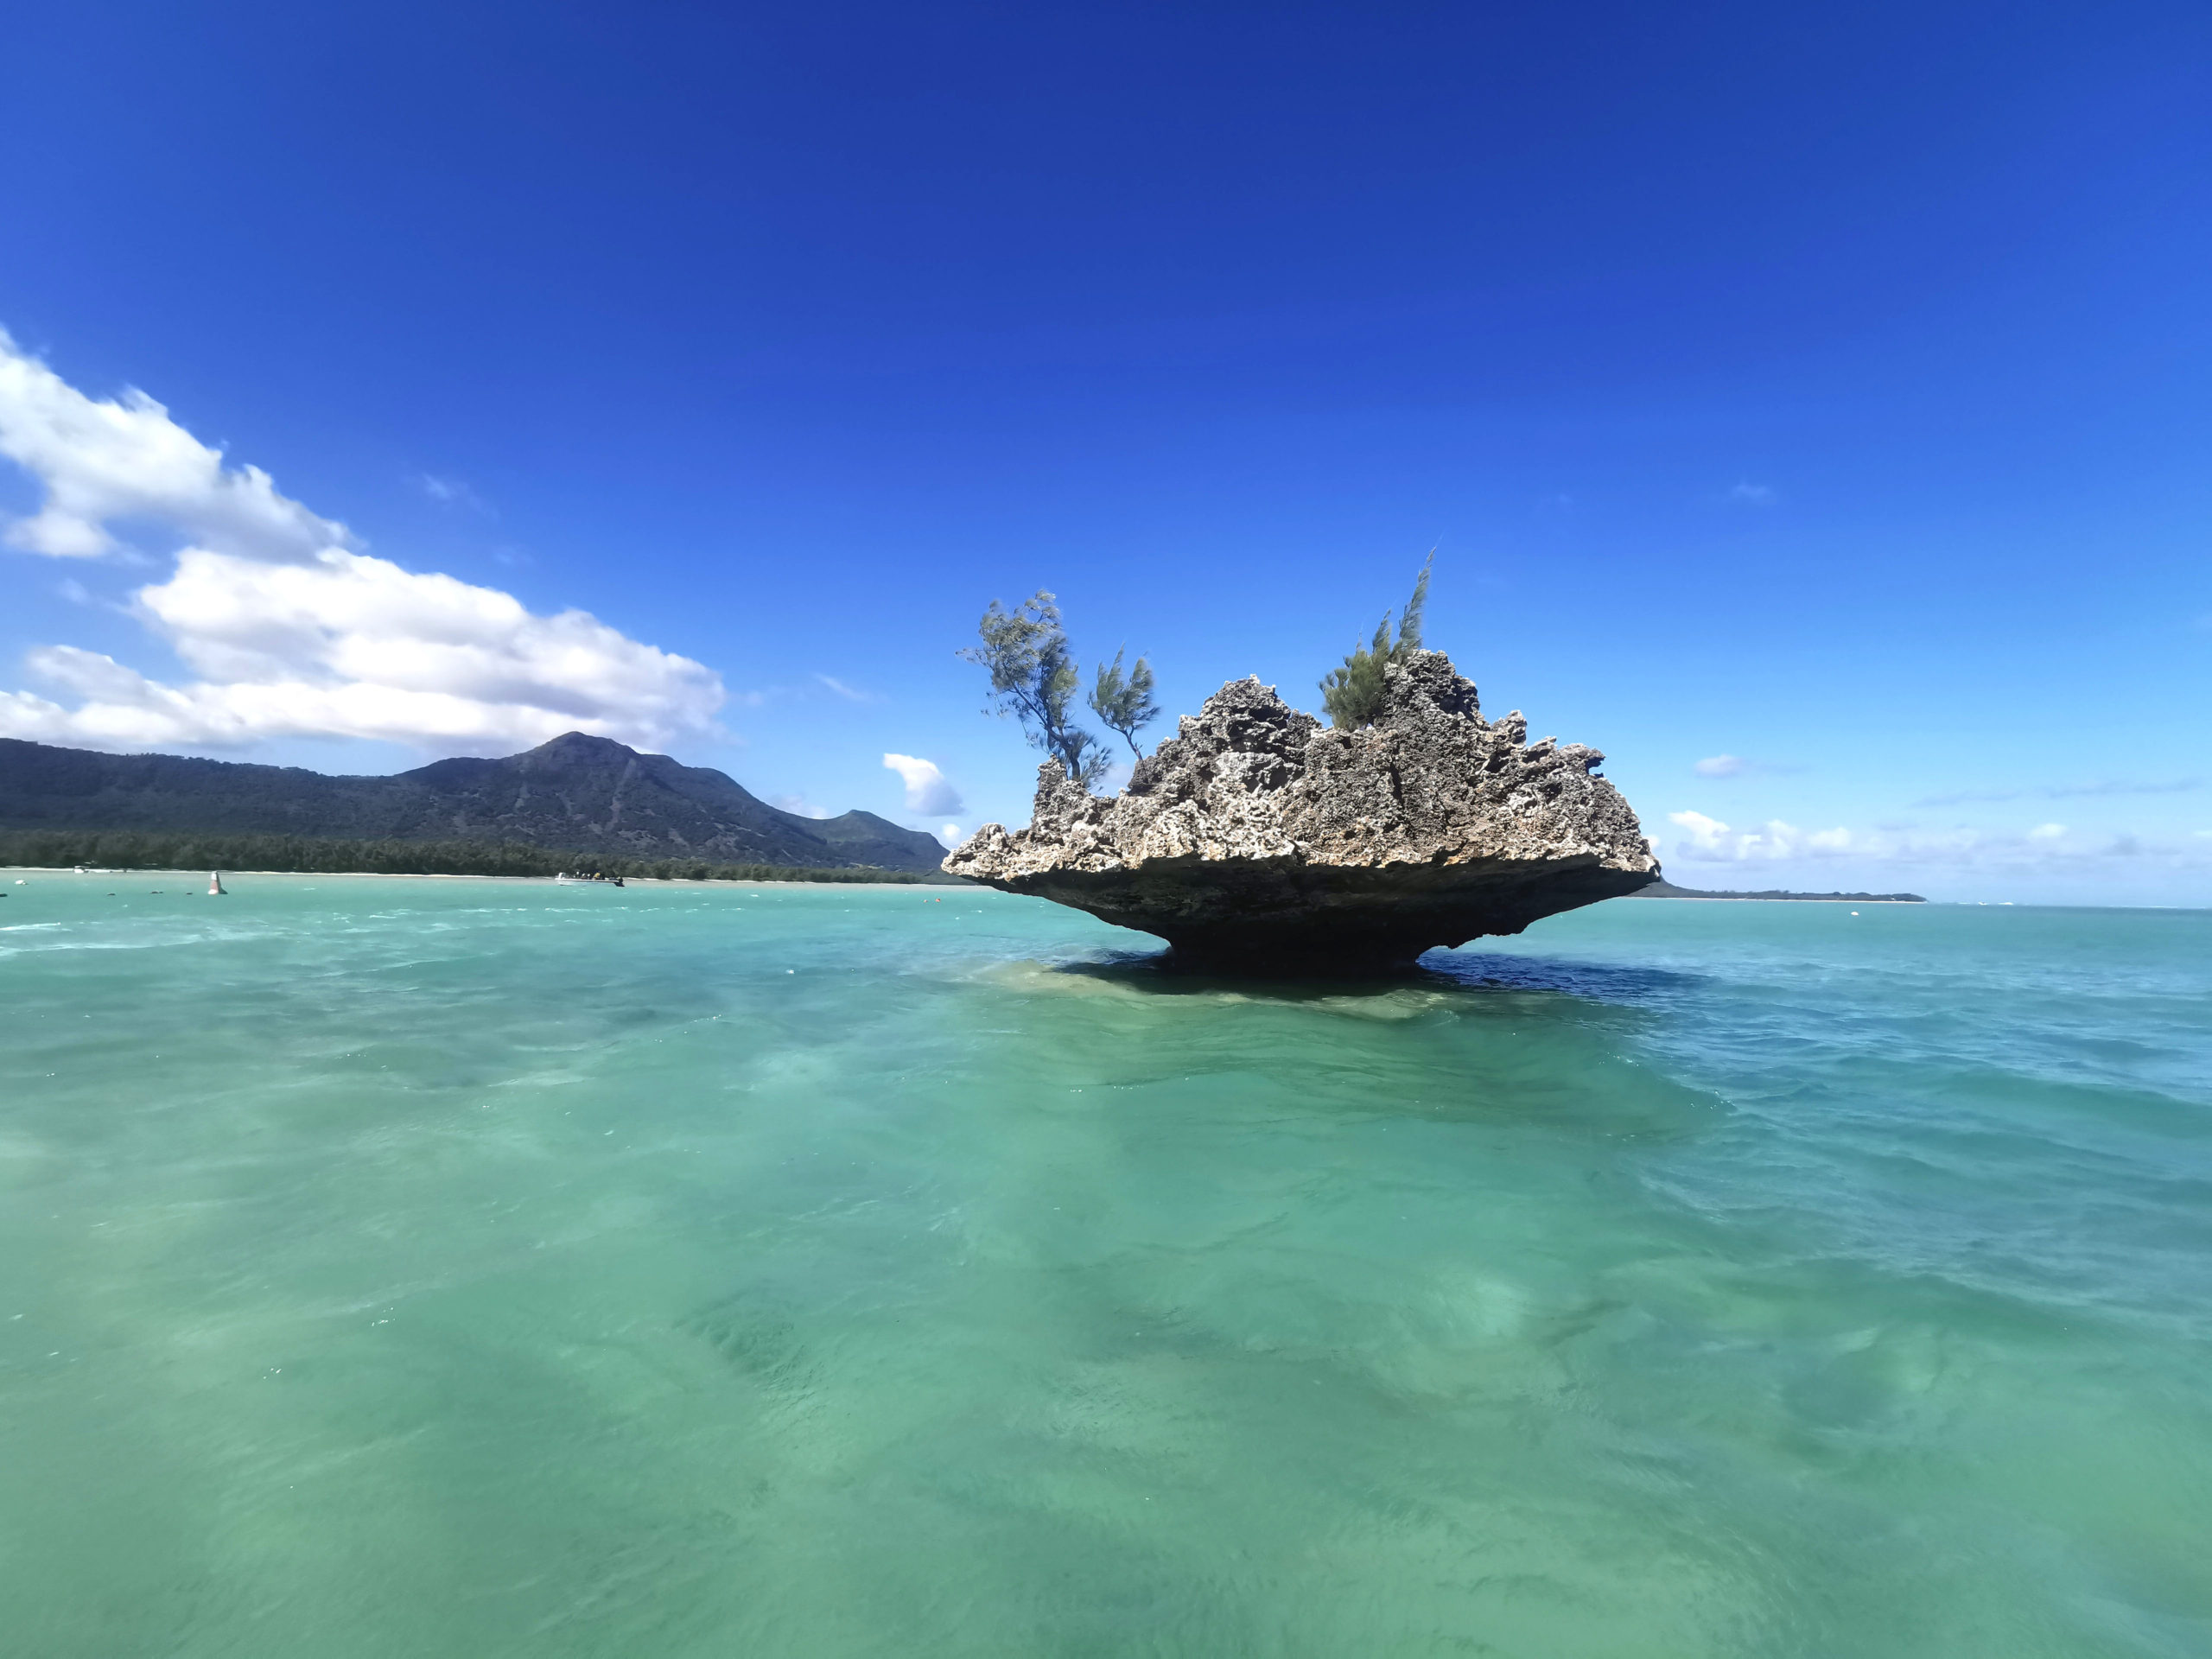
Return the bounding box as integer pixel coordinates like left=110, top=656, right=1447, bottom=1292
left=0, top=733, right=946, bottom=873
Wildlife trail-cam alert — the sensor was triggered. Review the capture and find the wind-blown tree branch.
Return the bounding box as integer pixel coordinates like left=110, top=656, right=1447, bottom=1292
left=1319, top=552, right=1433, bottom=729
left=1087, top=647, right=1160, bottom=760
left=959, top=591, right=1110, bottom=786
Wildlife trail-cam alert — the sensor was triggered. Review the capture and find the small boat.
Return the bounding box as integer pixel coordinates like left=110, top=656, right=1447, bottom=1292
left=208, top=872, right=226, bottom=896
left=554, top=872, right=625, bottom=888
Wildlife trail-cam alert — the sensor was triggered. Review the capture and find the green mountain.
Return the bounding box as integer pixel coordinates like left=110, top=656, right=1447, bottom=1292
left=0, top=733, right=948, bottom=873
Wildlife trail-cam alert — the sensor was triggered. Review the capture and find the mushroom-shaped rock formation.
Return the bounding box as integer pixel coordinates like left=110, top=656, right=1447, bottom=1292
left=944, top=651, right=1660, bottom=972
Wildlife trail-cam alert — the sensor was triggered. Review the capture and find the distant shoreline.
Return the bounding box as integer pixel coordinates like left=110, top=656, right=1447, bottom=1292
left=1631, top=895, right=1922, bottom=903
left=1, top=866, right=957, bottom=893
left=1628, top=880, right=1927, bottom=903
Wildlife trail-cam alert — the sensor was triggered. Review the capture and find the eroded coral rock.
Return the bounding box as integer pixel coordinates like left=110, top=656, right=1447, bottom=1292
left=945, top=651, right=1660, bottom=972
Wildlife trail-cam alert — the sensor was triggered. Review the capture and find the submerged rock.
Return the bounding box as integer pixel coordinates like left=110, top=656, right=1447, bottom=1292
left=944, top=651, right=1660, bottom=972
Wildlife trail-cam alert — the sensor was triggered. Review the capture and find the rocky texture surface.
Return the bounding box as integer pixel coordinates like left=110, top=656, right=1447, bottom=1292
left=945, top=651, right=1659, bottom=970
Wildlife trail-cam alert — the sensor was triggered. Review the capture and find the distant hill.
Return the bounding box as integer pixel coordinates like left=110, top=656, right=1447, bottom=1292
left=0, top=733, right=948, bottom=873
left=1629, top=879, right=1925, bottom=902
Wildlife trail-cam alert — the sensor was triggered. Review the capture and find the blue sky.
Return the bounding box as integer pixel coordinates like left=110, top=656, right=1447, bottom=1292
left=2, top=1, right=2207, bottom=903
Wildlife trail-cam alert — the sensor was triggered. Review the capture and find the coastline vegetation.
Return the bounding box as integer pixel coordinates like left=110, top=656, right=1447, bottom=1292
left=0, top=829, right=964, bottom=884
left=1633, top=879, right=1927, bottom=902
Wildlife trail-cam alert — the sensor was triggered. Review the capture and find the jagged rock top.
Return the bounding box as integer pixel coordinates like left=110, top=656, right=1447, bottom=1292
left=945, top=651, right=1657, bottom=883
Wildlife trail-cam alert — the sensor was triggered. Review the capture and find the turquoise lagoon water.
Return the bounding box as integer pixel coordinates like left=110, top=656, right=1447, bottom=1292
left=1, top=873, right=2208, bottom=1658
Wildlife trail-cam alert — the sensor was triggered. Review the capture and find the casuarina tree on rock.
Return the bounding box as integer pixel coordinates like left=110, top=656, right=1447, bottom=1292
left=958, top=590, right=1109, bottom=786
left=1087, top=647, right=1159, bottom=760
left=1320, top=551, right=1433, bottom=729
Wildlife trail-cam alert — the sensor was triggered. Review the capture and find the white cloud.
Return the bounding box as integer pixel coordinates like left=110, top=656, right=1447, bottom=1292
left=418, top=474, right=491, bottom=514
left=1666, top=809, right=2212, bottom=877
left=0, top=550, right=722, bottom=751
left=1726, top=481, right=1777, bottom=506
left=1668, top=810, right=1853, bottom=861
left=1694, top=753, right=1747, bottom=778
left=0, top=331, right=350, bottom=561
left=0, top=332, right=726, bottom=754
left=815, top=673, right=876, bottom=702
left=770, top=793, right=831, bottom=819
left=884, top=753, right=963, bottom=816
left=939, top=822, right=963, bottom=844
left=1668, top=809, right=1726, bottom=847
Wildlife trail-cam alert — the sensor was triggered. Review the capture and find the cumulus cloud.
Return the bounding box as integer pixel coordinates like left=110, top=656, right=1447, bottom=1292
left=0, top=550, right=721, bottom=751
left=0, top=332, right=726, bottom=754
left=884, top=753, right=963, bottom=816
left=1665, top=809, right=2211, bottom=875
left=1669, top=810, right=1853, bottom=861
left=0, top=332, right=350, bottom=561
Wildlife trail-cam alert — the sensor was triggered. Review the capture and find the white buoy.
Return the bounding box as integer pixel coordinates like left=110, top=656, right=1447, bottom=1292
left=208, top=872, right=226, bottom=896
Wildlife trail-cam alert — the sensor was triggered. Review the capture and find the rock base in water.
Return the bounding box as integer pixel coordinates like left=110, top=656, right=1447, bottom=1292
left=945, top=652, right=1660, bottom=975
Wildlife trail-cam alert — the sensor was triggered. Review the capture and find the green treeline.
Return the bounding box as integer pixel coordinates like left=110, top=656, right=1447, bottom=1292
left=0, top=829, right=961, bottom=885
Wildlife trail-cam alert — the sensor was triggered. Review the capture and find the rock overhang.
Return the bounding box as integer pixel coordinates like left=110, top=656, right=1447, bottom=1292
left=945, top=651, right=1659, bottom=972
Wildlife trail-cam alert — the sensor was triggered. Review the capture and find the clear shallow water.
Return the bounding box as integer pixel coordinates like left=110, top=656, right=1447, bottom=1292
left=2, top=874, right=2208, bottom=1659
